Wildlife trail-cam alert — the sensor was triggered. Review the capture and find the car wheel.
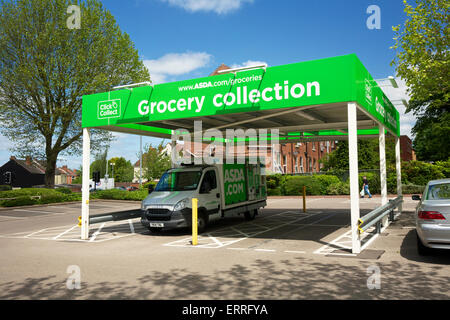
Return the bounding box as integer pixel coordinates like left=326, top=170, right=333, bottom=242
left=416, top=231, right=431, bottom=256
left=149, top=227, right=163, bottom=233
left=244, top=209, right=257, bottom=221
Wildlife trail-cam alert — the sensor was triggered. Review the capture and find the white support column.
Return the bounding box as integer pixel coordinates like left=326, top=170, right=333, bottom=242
left=379, top=124, right=388, bottom=227
left=139, top=135, right=143, bottom=187
left=171, top=135, right=176, bottom=167
left=379, top=124, right=388, bottom=206
left=347, top=102, right=361, bottom=254
left=395, top=135, right=402, bottom=214
left=81, top=128, right=91, bottom=240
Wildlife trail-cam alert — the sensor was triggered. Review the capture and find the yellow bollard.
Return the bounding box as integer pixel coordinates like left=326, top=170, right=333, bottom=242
left=302, top=186, right=306, bottom=213
left=192, top=198, right=198, bottom=246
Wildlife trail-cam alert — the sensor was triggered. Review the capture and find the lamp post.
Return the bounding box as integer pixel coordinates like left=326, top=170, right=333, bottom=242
left=111, top=162, right=115, bottom=183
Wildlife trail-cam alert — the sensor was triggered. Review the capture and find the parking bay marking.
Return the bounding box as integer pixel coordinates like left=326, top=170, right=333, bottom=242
left=163, top=211, right=322, bottom=249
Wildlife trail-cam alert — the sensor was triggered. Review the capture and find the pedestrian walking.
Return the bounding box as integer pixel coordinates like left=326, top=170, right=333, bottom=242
left=361, top=175, right=372, bottom=198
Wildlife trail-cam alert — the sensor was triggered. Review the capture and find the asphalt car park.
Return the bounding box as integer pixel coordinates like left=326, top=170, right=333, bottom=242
left=0, top=197, right=449, bottom=299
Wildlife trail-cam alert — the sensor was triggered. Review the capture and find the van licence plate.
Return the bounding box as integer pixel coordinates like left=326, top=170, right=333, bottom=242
left=150, top=223, right=164, bottom=227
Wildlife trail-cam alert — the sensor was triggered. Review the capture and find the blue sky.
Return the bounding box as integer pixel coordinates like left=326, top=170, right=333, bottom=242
left=0, top=0, right=414, bottom=169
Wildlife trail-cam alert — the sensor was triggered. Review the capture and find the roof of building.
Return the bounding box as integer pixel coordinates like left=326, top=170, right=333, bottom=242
left=209, top=63, right=232, bottom=76
left=6, top=156, right=75, bottom=176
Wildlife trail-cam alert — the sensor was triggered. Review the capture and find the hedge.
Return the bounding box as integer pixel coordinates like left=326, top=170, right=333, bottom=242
left=402, top=184, right=426, bottom=195
left=0, top=189, right=82, bottom=207
left=0, top=187, right=149, bottom=207
left=90, top=189, right=148, bottom=201
left=283, top=176, right=322, bottom=195
left=264, top=160, right=448, bottom=196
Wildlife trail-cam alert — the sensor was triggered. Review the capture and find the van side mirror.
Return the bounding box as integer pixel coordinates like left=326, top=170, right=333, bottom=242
left=412, top=194, right=421, bottom=201
left=148, top=184, right=154, bottom=193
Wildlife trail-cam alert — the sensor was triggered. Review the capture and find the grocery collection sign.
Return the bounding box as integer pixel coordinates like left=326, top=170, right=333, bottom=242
left=82, top=54, right=400, bottom=135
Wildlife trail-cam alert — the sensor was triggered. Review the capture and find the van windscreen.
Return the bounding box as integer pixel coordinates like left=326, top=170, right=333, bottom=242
left=155, top=170, right=202, bottom=191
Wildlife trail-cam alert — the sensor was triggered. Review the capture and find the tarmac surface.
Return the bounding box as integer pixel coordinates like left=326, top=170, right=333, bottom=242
left=0, top=196, right=449, bottom=299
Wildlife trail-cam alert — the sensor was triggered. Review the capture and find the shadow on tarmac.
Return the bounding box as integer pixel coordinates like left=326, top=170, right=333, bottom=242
left=1, top=256, right=449, bottom=300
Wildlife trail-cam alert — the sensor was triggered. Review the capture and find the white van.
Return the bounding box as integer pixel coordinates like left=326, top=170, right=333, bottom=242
left=140, top=161, right=267, bottom=233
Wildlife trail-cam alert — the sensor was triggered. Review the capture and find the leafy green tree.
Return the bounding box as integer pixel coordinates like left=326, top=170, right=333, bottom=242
left=142, top=142, right=172, bottom=181
left=90, top=148, right=108, bottom=178
left=0, top=0, right=150, bottom=187
left=391, top=0, right=449, bottom=161
left=322, top=138, right=396, bottom=171
left=109, top=157, right=134, bottom=182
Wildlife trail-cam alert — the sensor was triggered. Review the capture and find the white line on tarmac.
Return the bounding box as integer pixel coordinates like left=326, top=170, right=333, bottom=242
left=12, top=209, right=62, bottom=214
left=254, top=249, right=276, bottom=252
left=227, top=248, right=247, bottom=250
left=0, top=215, right=26, bottom=220
left=229, top=226, right=250, bottom=237
left=284, top=250, right=306, bottom=254
left=89, top=223, right=106, bottom=242
left=24, top=228, right=49, bottom=238
left=52, top=225, right=78, bottom=240
left=207, top=234, right=223, bottom=246
left=314, top=229, right=353, bottom=255
left=128, top=220, right=135, bottom=234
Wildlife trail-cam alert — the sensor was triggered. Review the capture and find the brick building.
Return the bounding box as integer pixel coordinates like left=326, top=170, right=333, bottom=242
left=399, top=135, right=416, bottom=161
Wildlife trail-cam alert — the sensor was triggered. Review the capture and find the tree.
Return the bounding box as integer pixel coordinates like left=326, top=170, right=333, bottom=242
left=108, top=157, right=134, bottom=182
left=391, top=0, right=449, bottom=161
left=321, top=138, right=396, bottom=171
left=0, top=0, right=150, bottom=187
left=142, top=142, right=171, bottom=181
left=90, top=148, right=108, bottom=178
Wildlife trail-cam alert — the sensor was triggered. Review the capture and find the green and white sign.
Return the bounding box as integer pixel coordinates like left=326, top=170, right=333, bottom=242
left=97, top=99, right=121, bottom=119
left=224, top=164, right=247, bottom=205
left=82, top=54, right=400, bottom=136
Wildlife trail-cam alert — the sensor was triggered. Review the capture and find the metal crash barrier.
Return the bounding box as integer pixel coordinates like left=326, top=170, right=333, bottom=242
left=77, top=209, right=142, bottom=227
left=358, top=196, right=403, bottom=234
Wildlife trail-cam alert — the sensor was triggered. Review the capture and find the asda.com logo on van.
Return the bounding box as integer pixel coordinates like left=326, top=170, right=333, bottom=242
left=224, top=165, right=246, bottom=204
left=97, top=99, right=121, bottom=119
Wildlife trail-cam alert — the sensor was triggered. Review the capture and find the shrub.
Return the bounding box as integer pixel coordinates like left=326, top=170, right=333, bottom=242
left=0, top=188, right=81, bottom=207
left=91, top=189, right=148, bottom=201
left=0, top=196, right=38, bottom=207
left=55, top=187, right=72, bottom=194
left=283, top=176, right=322, bottom=195
left=326, top=182, right=350, bottom=195
left=266, top=178, right=278, bottom=190
left=402, top=184, right=426, bottom=194
left=267, top=187, right=282, bottom=196
left=402, top=160, right=446, bottom=186
left=314, top=175, right=341, bottom=194
left=0, top=185, right=12, bottom=191
left=141, top=181, right=157, bottom=191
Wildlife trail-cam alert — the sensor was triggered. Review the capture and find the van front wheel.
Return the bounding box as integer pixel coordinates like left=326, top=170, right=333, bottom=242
left=197, top=213, right=208, bottom=233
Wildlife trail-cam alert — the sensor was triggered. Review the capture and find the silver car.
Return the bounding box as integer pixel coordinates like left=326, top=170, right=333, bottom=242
left=413, top=178, right=450, bottom=255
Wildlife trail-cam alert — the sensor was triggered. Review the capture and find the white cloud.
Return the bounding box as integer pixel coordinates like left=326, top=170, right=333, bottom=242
left=231, top=60, right=268, bottom=69
left=144, top=51, right=212, bottom=83
left=161, top=0, right=253, bottom=15
left=376, top=78, right=416, bottom=138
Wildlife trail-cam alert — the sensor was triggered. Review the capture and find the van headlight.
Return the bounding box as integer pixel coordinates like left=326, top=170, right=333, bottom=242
left=174, top=198, right=189, bottom=212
